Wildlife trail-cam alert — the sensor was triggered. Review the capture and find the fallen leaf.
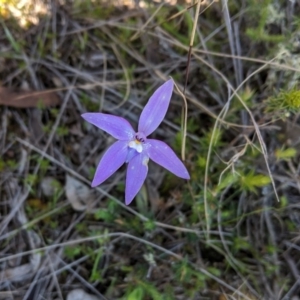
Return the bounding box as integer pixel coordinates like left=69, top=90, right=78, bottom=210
left=65, top=175, right=95, bottom=212
left=1, top=180, right=42, bottom=283
left=67, top=289, right=100, bottom=300
left=0, top=231, right=41, bottom=283
left=0, top=87, right=60, bottom=108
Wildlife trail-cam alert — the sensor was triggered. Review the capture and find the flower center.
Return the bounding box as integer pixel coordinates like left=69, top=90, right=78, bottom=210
left=128, top=140, right=143, bottom=153
left=128, top=132, right=147, bottom=153
left=135, top=132, right=146, bottom=143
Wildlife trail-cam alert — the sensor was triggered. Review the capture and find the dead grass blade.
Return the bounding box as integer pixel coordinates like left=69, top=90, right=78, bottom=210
left=200, top=54, right=280, bottom=241
left=0, top=87, right=60, bottom=108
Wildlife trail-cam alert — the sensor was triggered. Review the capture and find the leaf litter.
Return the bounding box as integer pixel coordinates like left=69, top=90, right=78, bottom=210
left=1, top=1, right=300, bottom=299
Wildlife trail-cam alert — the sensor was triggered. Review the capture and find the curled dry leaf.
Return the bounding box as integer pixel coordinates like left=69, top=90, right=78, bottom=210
left=0, top=231, right=41, bottom=283
left=0, top=180, right=41, bottom=283
left=41, top=176, right=62, bottom=197
left=0, top=179, right=42, bottom=282
left=67, top=289, right=100, bottom=300
left=6, top=254, right=40, bottom=281
left=0, top=87, right=60, bottom=108
left=65, top=175, right=96, bottom=212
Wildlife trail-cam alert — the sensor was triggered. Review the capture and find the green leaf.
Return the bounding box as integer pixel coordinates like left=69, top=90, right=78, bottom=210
left=144, top=219, right=156, bottom=231
left=140, top=282, right=162, bottom=300
left=2, top=23, right=21, bottom=52
left=90, top=248, right=103, bottom=281
left=275, top=147, right=297, bottom=160
left=94, top=209, right=114, bottom=222
left=64, top=245, right=81, bottom=259
left=216, top=172, right=238, bottom=193
left=233, top=237, right=251, bottom=251
left=240, top=172, right=271, bottom=192
left=127, top=286, right=145, bottom=300
left=207, top=266, right=221, bottom=277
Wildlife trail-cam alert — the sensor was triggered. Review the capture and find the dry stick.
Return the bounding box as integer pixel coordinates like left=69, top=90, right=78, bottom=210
left=6, top=74, right=277, bottom=130
left=4, top=56, right=290, bottom=130
left=110, top=44, right=131, bottom=109
left=204, top=99, right=232, bottom=240
left=217, top=185, right=260, bottom=299
left=186, top=1, right=201, bottom=93
left=15, top=137, right=230, bottom=238
left=198, top=54, right=280, bottom=240
left=0, top=231, right=252, bottom=300
left=0, top=203, right=69, bottom=242
left=130, top=2, right=165, bottom=41
left=183, top=0, right=208, bottom=236
left=30, top=73, right=79, bottom=182
left=8, top=42, right=300, bottom=81
left=148, top=31, right=300, bottom=74
left=181, top=0, right=202, bottom=162
left=173, top=82, right=188, bottom=161
left=175, top=1, right=218, bottom=162
left=147, top=1, right=213, bottom=32
left=96, top=42, right=108, bottom=111
left=221, top=0, right=240, bottom=86
left=148, top=3, right=197, bottom=31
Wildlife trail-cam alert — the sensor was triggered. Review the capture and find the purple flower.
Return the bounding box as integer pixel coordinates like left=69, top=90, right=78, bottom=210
left=82, top=79, right=190, bottom=205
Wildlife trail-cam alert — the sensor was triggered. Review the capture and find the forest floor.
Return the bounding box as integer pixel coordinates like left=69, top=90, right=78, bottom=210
left=1, top=0, right=300, bottom=299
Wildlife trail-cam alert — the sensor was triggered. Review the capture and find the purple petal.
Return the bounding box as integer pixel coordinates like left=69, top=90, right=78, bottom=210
left=147, top=139, right=190, bottom=179
left=91, top=140, right=128, bottom=187
left=82, top=113, right=135, bottom=140
left=138, top=79, right=174, bottom=136
left=125, top=153, right=149, bottom=205
left=125, top=147, right=139, bottom=163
